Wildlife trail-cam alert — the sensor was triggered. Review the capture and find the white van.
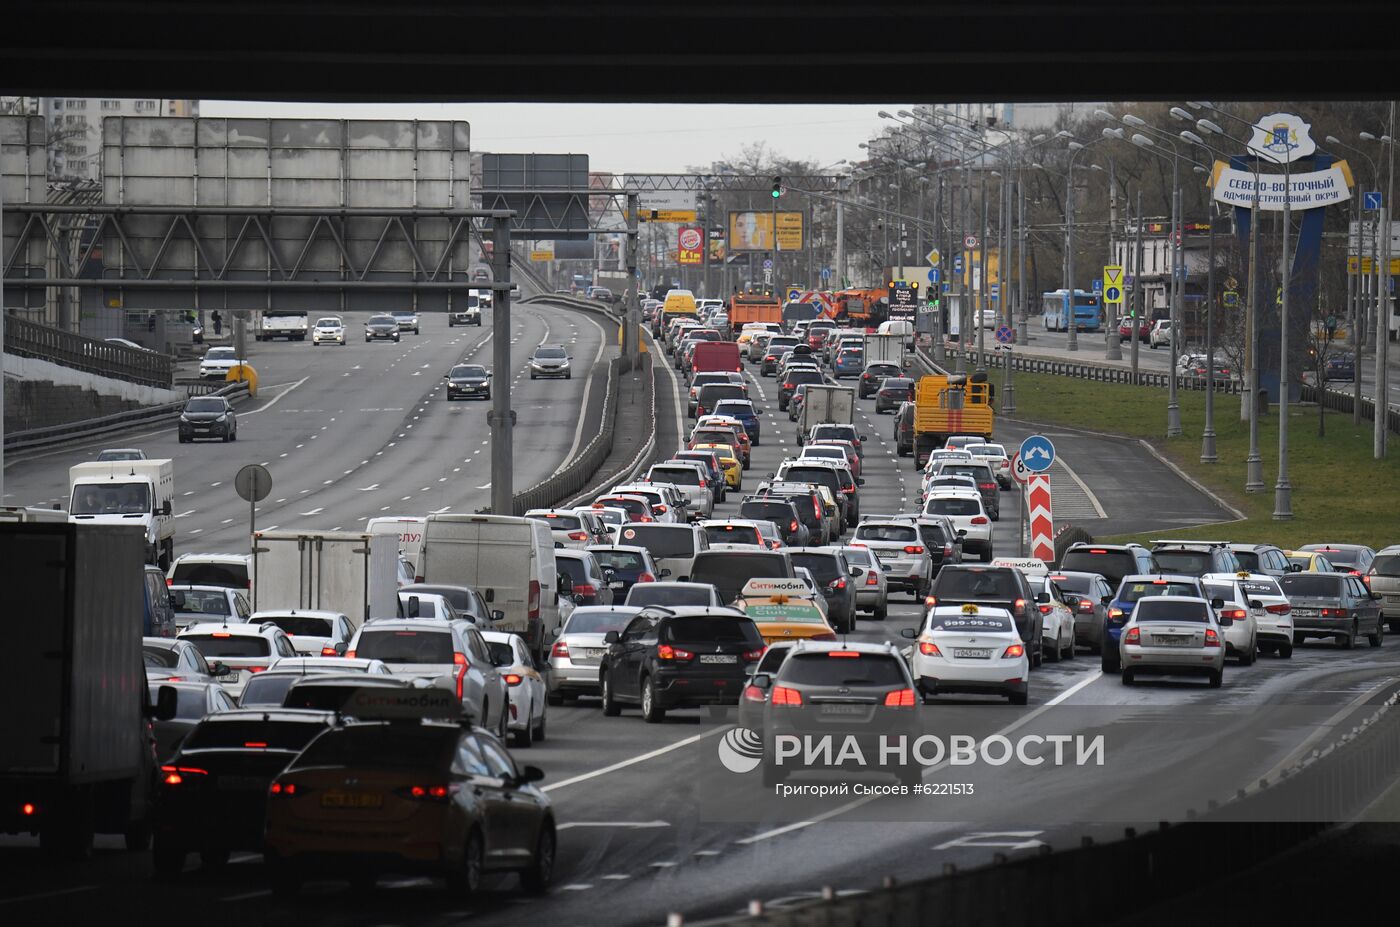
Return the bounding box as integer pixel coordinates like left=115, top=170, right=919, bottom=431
left=417, top=514, right=561, bottom=658
left=366, top=515, right=427, bottom=576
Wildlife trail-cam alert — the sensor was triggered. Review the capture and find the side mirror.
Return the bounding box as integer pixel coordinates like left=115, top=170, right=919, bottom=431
left=957, top=529, right=968, bottom=537
left=557, top=574, right=574, bottom=595
left=1101, top=595, right=1112, bottom=606
left=573, top=593, right=587, bottom=604
left=161, top=500, right=172, bottom=516
left=169, top=591, right=186, bottom=609
left=1290, top=563, right=1303, bottom=572
left=211, top=661, right=230, bottom=677
left=604, top=630, right=620, bottom=644
left=857, top=478, right=866, bottom=486
left=861, top=435, right=868, bottom=442
left=1249, top=599, right=1264, bottom=610
left=660, top=568, right=672, bottom=578
left=1373, top=592, right=1384, bottom=601
left=1218, top=614, right=1234, bottom=627
left=1035, top=592, right=1050, bottom=604
left=332, top=641, right=348, bottom=656
left=899, top=628, right=917, bottom=639
left=749, top=673, right=772, bottom=689
left=1210, top=597, right=1225, bottom=609
left=484, top=588, right=495, bottom=602
left=518, top=765, right=546, bottom=784
left=491, top=610, right=506, bottom=622
left=152, top=684, right=178, bottom=721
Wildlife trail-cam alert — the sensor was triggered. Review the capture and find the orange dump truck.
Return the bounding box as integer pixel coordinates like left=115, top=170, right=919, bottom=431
left=727, top=293, right=783, bottom=327
left=913, top=374, right=994, bottom=466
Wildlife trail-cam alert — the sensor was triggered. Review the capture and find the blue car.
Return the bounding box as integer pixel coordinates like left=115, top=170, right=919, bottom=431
left=1100, top=574, right=1205, bottom=672
left=586, top=545, right=663, bottom=597
left=833, top=349, right=865, bottom=378
left=711, top=399, right=762, bottom=446
left=1324, top=352, right=1355, bottom=381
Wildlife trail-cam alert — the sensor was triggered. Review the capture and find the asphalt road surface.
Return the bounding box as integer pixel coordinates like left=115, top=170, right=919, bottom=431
left=2, top=326, right=1393, bottom=926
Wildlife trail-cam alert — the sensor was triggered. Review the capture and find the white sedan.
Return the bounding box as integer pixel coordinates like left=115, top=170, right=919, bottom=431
left=922, top=490, right=993, bottom=562
left=198, top=346, right=246, bottom=379
left=903, top=604, right=1029, bottom=704
left=1203, top=571, right=1293, bottom=658
left=311, top=316, right=346, bottom=345
left=481, top=630, right=547, bottom=748
left=1034, top=575, right=1077, bottom=663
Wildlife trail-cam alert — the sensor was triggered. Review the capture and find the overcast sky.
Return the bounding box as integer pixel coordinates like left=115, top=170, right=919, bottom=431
left=201, top=101, right=912, bottom=173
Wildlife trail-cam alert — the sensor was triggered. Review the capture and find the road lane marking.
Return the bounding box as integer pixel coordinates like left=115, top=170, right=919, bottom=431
left=0, top=886, right=98, bottom=905
left=551, top=311, right=610, bottom=476
left=241, top=377, right=308, bottom=416
left=174, top=510, right=196, bottom=518
left=219, top=890, right=272, bottom=902
left=556, top=821, right=671, bottom=830
left=543, top=727, right=723, bottom=792
left=359, top=484, right=379, bottom=491
left=300, top=508, right=324, bottom=516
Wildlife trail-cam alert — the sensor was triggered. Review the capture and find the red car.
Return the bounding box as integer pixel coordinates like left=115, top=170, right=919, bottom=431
left=1118, top=316, right=1151, bottom=342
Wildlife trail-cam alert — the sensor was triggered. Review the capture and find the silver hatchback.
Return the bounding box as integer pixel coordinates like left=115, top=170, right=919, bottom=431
left=851, top=520, right=931, bottom=599
left=1120, top=596, right=1227, bottom=687
left=546, top=605, right=640, bottom=703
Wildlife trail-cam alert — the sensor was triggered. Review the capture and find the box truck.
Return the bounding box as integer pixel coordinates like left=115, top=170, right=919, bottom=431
left=366, top=515, right=427, bottom=576
left=69, top=459, right=176, bottom=568
left=0, top=523, right=176, bottom=857
left=251, top=529, right=400, bottom=624
left=862, top=332, right=906, bottom=367
left=796, top=384, right=856, bottom=438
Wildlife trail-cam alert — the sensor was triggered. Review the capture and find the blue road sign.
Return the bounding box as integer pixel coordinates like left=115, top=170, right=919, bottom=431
left=928, top=267, right=941, bottom=284
left=1104, top=285, right=1122, bottom=303
left=1365, top=191, right=1383, bottom=210
left=990, top=283, right=1000, bottom=295
left=763, top=258, right=773, bottom=270
left=1018, top=435, right=1056, bottom=472
left=820, top=267, right=831, bottom=280
left=995, top=325, right=1014, bottom=344
left=787, top=288, right=801, bottom=301
left=954, top=256, right=964, bottom=273
left=1092, top=279, right=1103, bottom=294
left=941, top=282, right=951, bottom=293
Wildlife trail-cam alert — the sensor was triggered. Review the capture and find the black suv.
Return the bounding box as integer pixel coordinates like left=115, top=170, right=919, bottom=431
left=1059, top=543, right=1158, bottom=587
left=178, top=395, right=238, bottom=443
left=737, top=497, right=809, bottom=546
left=687, top=549, right=795, bottom=602
left=750, top=485, right=828, bottom=546
left=859, top=362, right=903, bottom=398
left=787, top=547, right=864, bottom=633
left=926, top=565, right=1045, bottom=667
left=1149, top=541, right=1241, bottom=577
left=779, top=368, right=827, bottom=411
left=599, top=607, right=767, bottom=721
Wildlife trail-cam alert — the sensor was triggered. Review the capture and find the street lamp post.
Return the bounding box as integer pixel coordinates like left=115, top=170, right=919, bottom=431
left=1092, top=158, right=1124, bottom=360
left=1202, top=207, right=1219, bottom=462
left=1361, top=121, right=1396, bottom=460
left=1273, top=152, right=1295, bottom=520
left=1325, top=135, right=1376, bottom=426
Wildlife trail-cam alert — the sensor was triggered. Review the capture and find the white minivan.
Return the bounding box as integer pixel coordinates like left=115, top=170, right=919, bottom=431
left=417, top=514, right=562, bottom=658
left=613, top=522, right=710, bottom=585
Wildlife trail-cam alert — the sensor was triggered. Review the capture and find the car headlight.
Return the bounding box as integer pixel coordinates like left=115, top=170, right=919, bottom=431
left=179, top=414, right=190, bottom=422
left=216, top=414, right=227, bottom=422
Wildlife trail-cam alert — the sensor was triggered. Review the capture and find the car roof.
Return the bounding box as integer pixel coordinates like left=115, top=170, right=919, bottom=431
left=181, top=621, right=278, bottom=637
left=356, top=619, right=458, bottom=633
left=250, top=609, right=345, bottom=621
left=789, top=639, right=901, bottom=657
left=1117, top=573, right=1201, bottom=586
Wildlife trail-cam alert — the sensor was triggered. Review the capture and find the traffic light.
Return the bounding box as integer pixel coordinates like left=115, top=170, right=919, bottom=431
left=771, top=176, right=783, bottom=199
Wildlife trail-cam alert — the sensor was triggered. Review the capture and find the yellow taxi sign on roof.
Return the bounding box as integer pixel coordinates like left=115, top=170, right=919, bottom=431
left=961, top=603, right=980, bottom=614
left=1236, top=571, right=1251, bottom=579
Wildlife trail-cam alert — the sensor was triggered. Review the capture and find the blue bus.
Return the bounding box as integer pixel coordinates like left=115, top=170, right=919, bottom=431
left=1041, top=289, right=1103, bottom=332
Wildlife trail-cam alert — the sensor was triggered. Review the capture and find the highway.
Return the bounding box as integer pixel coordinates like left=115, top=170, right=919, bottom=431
left=2, top=323, right=1397, bottom=924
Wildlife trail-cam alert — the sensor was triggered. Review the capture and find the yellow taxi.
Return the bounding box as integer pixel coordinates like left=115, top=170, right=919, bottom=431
left=1284, top=550, right=1336, bottom=572
left=692, top=442, right=742, bottom=490
left=734, top=578, right=838, bottom=644
left=262, top=687, right=556, bottom=897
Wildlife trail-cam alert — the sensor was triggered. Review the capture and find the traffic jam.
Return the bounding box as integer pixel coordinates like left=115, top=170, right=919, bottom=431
left=4, top=286, right=1398, bottom=906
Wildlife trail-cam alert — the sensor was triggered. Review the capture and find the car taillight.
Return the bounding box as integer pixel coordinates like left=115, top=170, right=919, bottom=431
left=504, top=674, right=523, bottom=686
left=653, top=505, right=668, bottom=515
left=551, top=641, right=570, bottom=659
left=789, top=520, right=799, bottom=533
left=1204, top=628, right=1221, bottom=647
left=1038, top=604, right=1053, bottom=614
left=832, top=579, right=846, bottom=590
left=160, top=765, right=209, bottom=786
left=903, top=545, right=925, bottom=554
left=743, top=647, right=766, bottom=662
left=771, top=685, right=803, bottom=706
left=689, top=387, right=697, bottom=397
left=866, top=571, right=879, bottom=586
left=573, top=583, right=597, bottom=598
left=978, top=483, right=996, bottom=491
left=247, top=666, right=267, bottom=674
left=841, top=485, right=856, bottom=495
left=165, top=578, right=174, bottom=586
left=453, top=651, right=468, bottom=666
left=743, top=684, right=767, bottom=702
left=813, top=499, right=822, bottom=518
left=918, top=641, right=941, bottom=656
left=1220, top=608, right=1247, bottom=620
left=1013, top=598, right=1026, bottom=611
left=456, top=666, right=467, bottom=699
left=637, top=572, right=656, bottom=583
left=925, top=595, right=937, bottom=607
left=971, top=516, right=989, bottom=525
left=1002, top=643, right=1025, bottom=658
left=345, top=650, right=356, bottom=659
left=396, top=784, right=454, bottom=802
left=1124, top=627, right=1141, bottom=645
left=696, top=407, right=705, bottom=416
left=657, top=644, right=695, bottom=661
left=1077, top=600, right=1095, bottom=613
left=1321, top=608, right=1350, bottom=618
left=267, top=781, right=301, bottom=797
left=884, top=689, right=917, bottom=707
left=1107, top=607, right=1124, bottom=620
left=528, top=579, right=541, bottom=621
left=1264, top=604, right=1291, bottom=615
left=320, top=646, right=339, bottom=656
left=568, top=531, right=588, bottom=540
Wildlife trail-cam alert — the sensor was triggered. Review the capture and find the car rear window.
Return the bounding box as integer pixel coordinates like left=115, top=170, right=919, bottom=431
left=626, top=585, right=714, bottom=607
left=785, top=370, right=825, bottom=385
left=651, top=466, right=702, bottom=486
left=353, top=629, right=454, bottom=663
left=1133, top=600, right=1210, bottom=622
left=598, top=498, right=647, bottom=518
left=780, top=467, right=840, bottom=493
left=738, top=501, right=797, bottom=524
left=555, top=557, right=593, bottom=584
left=177, top=590, right=231, bottom=615
left=531, top=513, right=582, bottom=531
left=182, top=635, right=270, bottom=658
left=940, top=464, right=993, bottom=481
left=780, top=652, right=906, bottom=687
left=264, top=615, right=334, bottom=637
left=171, top=563, right=248, bottom=588
left=855, top=524, right=917, bottom=543
left=1202, top=583, right=1234, bottom=602
left=789, top=552, right=843, bottom=584
left=183, top=718, right=328, bottom=752
left=662, top=616, right=759, bottom=643
left=1372, top=555, right=1400, bottom=577
left=1231, top=550, right=1263, bottom=571
left=915, top=522, right=951, bottom=548
left=1060, top=550, right=1138, bottom=584
left=564, top=610, right=635, bottom=634
left=618, top=525, right=697, bottom=559
left=291, top=724, right=458, bottom=770
left=591, top=550, right=646, bottom=571
left=934, top=569, right=1019, bottom=599
left=1117, top=581, right=1200, bottom=603
left=691, top=553, right=791, bottom=602
left=704, top=524, right=763, bottom=545
left=1153, top=550, right=1214, bottom=575
left=1278, top=574, right=1346, bottom=597
left=925, top=497, right=981, bottom=517
left=698, top=385, right=748, bottom=403
left=1308, top=548, right=1360, bottom=567
left=239, top=674, right=300, bottom=707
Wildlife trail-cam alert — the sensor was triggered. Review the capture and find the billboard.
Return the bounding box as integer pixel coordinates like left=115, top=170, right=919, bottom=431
left=678, top=227, right=703, bottom=265
left=624, top=176, right=699, bottom=222
left=728, top=211, right=804, bottom=252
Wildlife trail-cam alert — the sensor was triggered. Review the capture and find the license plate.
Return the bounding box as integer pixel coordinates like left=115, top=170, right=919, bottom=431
left=821, top=704, right=866, bottom=715
left=1293, top=608, right=1319, bottom=618
left=320, top=791, right=383, bottom=809
left=699, top=654, right=737, bottom=664
left=952, top=648, right=992, bottom=659
left=580, top=648, right=605, bottom=659
left=1153, top=636, right=1193, bottom=647
left=1386, top=596, right=1400, bottom=604
left=217, top=775, right=265, bottom=790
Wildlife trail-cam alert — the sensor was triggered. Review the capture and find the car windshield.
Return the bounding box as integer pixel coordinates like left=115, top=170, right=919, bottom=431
left=183, top=719, right=328, bottom=752
left=536, top=347, right=567, bottom=359
left=617, top=525, right=696, bottom=559
left=662, top=617, right=755, bottom=643
left=185, top=398, right=225, bottom=413
left=627, top=586, right=713, bottom=607
left=1153, top=550, right=1215, bottom=574
left=207, top=348, right=235, bottom=359
left=1118, top=581, right=1200, bottom=603
left=789, top=553, right=843, bottom=584
left=1133, top=600, right=1210, bottom=623
left=176, top=590, right=230, bottom=615
left=291, top=724, right=457, bottom=770
left=182, top=634, right=270, bottom=658
left=854, top=524, right=917, bottom=543
left=369, top=316, right=395, bottom=325
left=391, top=311, right=415, bottom=318
left=353, top=629, right=454, bottom=663
left=565, top=610, right=635, bottom=634
left=315, top=318, right=340, bottom=327
left=781, top=652, right=906, bottom=687
left=928, top=612, right=1014, bottom=633
left=590, top=550, right=646, bottom=571
left=451, top=365, right=487, bottom=378
left=935, top=569, right=1019, bottom=598
left=239, top=674, right=300, bottom=707
left=264, top=615, right=334, bottom=637
left=925, top=497, right=981, bottom=517
left=1278, top=574, right=1346, bottom=597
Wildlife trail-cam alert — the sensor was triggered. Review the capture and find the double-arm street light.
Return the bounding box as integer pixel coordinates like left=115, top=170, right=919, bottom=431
left=1358, top=121, right=1395, bottom=460
left=1323, top=134, right=1376, bottom=427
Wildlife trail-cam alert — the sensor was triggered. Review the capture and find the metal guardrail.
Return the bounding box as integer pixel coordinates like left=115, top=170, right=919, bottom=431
left=566, top=351, right=659, bottom=508
left=4, top=380, right=250, bottom=454
left=5, top=315, right=174, bottom=388
left=690, top=688, right=1400, bottom=927
left=1302, top=382, right=1400, bottom=436
left=943, top=347, right=1241, bottom=393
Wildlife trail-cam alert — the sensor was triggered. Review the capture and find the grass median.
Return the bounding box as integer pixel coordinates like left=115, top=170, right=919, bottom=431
left=999, top=370, right=1400, bottom=549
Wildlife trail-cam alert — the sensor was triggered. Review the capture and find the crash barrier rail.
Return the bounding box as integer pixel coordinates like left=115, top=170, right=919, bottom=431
left=942, top=346, right=1242, bottom=393
left=566, top=347, right=659, bottom=509
left=5, top=315, right=173, bottom=388
left=4, top=380, right=249, bottom=454
left=688, top=688, right=1400, bottom=927
left=1301, top=382, right=1400, bottom=436
left=505, top=353, right=637, bottom=516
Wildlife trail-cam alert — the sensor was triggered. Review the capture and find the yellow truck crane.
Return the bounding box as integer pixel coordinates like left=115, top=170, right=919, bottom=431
left=913, top=374, right=994, bottom=467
